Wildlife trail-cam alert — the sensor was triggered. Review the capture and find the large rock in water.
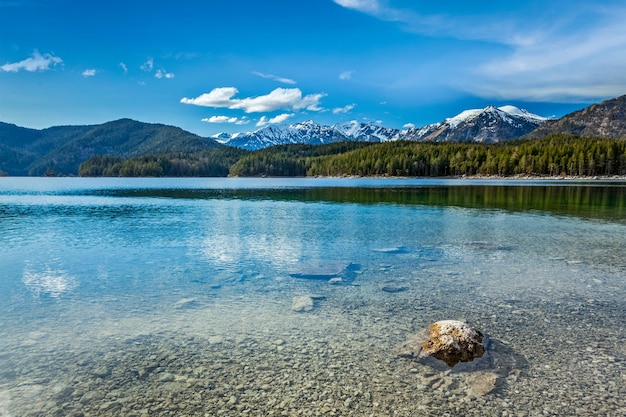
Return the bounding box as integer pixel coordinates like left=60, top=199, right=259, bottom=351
left=397, top=321, right=527, bottom=398
left=399, top=320, right=485, bottom=367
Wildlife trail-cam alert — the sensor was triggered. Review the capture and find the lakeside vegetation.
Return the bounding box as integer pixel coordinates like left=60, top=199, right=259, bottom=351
left=76, top=134, right=626, bottom=178
left=78, top=148, right=247, bottom=177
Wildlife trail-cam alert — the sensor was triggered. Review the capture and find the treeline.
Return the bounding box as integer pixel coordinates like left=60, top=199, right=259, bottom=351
left=232, top=134, right=626, bottom=177
left=229, top=141, right=375, bottom=177
left=78, top=134, right=626, bottom=178
left=78, top=148, right=247, bottom=177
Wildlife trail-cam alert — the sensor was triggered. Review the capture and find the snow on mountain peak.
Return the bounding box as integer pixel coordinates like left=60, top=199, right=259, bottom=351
left=445, top=109, right=484, bottom=129
left=498, top=105, right=547, bottom=122
left=220, top=104, right=549, bottom=149
left=444, top=105, right=547, bottom=129
left=333, top=120, right=363, bottom=137
left=498, top=105, right=524, bottom=116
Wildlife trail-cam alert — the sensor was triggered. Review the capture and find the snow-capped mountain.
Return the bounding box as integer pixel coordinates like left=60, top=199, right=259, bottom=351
left=217, top=120, right=348, bottom=150
left=403, top=105, right=548, bottom=143
left=332, top=120, right=401, bottom=142
left=218, top=106, right=548, bottom=150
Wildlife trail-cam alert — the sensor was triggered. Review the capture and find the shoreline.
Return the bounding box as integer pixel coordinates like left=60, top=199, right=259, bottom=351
left=3, top=174, right=626, bottom=181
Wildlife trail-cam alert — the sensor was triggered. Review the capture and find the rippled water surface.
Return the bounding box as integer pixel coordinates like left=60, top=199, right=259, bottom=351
left=0, top=178, right=625, bottom=416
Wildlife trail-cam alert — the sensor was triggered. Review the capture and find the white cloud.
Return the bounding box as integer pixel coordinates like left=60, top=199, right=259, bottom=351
left=202, top=115, right=249, bottom=125
left=119, top=62, right=128, bottom=74
left=203, top=116, right=237, bottom=123
left=256, top=113, right=294, bottom=127
left=336, top=1, right=626, bottom=102
left=0, top=50, right=62, bottom=73
left=403, top=123, right=416, bottom=129
left=333, top=0, right=507, bottom=45
left=465, top=8, right=626, bottom=102
left=332, top=103, right=356, bottom=114
left=82, top=69, right=96, bottom=77
left=181, top=87, right=325, bottom=113
left=333, top=0, right=380, bottom=14
left=155, top=69, right=175, bottom=79
left=140, top=58, right=154, bottom=72
left=339, top=70, right=355, bottom=81
left=253, top=71, right=297, bottom=85
left=182, top=87, right=239, bottom=108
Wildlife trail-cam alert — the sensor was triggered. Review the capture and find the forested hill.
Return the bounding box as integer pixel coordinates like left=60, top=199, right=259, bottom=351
left=0, top=119, right=222, bottom=176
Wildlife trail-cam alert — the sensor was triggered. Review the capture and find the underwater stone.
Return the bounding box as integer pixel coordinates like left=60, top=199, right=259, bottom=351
left=381, top=284, right=409, bottom=293
left=174, top=298, right=200, bottom=309
left=289, top=261, right=359, bottom=280
left=399, top=320, right=485, bottom=367
left=372, top=246, right=407, bottom=254
left=465, top=371, right=498, bottom=396
left=291, top=295, right=314, bottom=312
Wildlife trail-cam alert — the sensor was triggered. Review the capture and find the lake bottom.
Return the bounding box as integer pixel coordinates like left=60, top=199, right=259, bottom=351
left=1, top=257, right=624, bottom=417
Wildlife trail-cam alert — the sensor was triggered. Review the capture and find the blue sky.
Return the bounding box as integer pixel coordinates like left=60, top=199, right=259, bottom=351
left=1, top=0, right=626, bottom=136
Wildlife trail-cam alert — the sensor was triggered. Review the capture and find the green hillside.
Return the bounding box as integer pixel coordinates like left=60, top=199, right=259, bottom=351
left=0, top=119, right=222, bottom=176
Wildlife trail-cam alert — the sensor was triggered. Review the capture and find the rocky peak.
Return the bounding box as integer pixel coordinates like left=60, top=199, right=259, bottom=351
left=527, top=94, right=626, bottom=139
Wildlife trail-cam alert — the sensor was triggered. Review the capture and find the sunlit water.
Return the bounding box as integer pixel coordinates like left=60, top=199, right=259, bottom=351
left=0, top=178, right=624, bottom=416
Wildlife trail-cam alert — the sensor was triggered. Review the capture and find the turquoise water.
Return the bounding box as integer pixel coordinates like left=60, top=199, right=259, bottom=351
left=0, top=178, right=625, bottom=416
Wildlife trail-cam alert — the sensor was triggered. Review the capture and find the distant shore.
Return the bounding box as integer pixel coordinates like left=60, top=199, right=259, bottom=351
left=2, top=174, right=626, bottom=181
left=455, top=174, right=626, bottom=181
left=310, top=174, right=626, bottom=181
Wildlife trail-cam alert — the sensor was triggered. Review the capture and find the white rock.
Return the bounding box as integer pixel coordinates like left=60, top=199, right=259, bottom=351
left=291, top=295, right=314, bottom=312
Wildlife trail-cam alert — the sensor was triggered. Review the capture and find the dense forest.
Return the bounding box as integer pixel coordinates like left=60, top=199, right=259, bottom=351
left=78, top=148, right=247, bottom=177
left=78, top=134, right=626, bottom=178
left=306, top=135, right=626, bottom=177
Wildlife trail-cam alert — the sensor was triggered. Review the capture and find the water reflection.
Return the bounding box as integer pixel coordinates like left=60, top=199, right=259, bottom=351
left=22, top=261, right=76, bottom=298
left=95, top=183, right=626, bottom=222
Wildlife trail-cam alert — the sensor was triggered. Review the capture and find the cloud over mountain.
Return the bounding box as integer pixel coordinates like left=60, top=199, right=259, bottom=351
left=181, top=87, right=325, bottom=113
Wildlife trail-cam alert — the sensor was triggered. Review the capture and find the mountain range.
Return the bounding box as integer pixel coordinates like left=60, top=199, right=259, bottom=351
left=1, top=94, right=625, bottom=175
left=216, top=105, right=548, bottom=150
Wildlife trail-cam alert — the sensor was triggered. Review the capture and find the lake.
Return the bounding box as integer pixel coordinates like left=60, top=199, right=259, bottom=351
left=0, top=177, right=625, bottom=416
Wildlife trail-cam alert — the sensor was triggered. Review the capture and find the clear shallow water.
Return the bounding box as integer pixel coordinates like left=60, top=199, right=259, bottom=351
left=0, top=178, right=625, bottom=416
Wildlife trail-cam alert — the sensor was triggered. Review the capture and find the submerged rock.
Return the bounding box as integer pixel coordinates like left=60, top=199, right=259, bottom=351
left=399, top=320, right=485, bottom=367
left=289, top=261, right=359, bottom=281
left=381, top=284, right=409, bottom=293
left=174, top=298, right=201, bottom=310
left=397, top=320, right=528, bottom=397
left=372, top=246, right=407, bottom=254
left=291, top=295, right=314, bottom=312
left=465, top=370, right=498, bottom=396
